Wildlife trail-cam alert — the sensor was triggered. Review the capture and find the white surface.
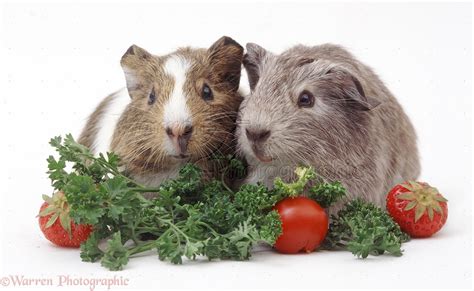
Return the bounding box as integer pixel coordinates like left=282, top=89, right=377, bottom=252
left=0, top=1, right=472, bottom=290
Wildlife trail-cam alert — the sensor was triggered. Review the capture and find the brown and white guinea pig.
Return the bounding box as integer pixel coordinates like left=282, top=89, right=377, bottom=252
left=78, top=36, right=244, bottom=187
left=237, top=43, right=420, bottom=214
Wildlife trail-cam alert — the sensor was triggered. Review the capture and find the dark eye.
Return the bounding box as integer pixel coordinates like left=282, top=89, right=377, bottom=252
left=297, top=90, right=315, bottom=108
left=148, top=91, right=156, bottom=105
left=201, top=84, right=213, bottom=101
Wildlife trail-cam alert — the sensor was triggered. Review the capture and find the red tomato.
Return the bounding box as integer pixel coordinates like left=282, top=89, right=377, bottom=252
left=273, top=196, right=328, bottom=254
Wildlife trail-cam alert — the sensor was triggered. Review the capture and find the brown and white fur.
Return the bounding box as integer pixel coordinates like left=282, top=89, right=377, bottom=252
left=237, top=43, right=420, bottom=214
left=79, top=36, right=244, bottom=187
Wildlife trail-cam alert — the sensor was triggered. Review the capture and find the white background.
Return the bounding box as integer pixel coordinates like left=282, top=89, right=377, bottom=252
left=0, top=0, right=472, bottom=290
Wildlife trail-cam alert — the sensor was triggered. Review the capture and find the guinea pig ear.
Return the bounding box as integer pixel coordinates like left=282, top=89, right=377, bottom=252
left=208, top=36, right=244, bottom=91
left=120, top=45, right=152, bottom=96
left=328, top=68, right=381, bottom=111
left=243, top=43, right=268, bottom=91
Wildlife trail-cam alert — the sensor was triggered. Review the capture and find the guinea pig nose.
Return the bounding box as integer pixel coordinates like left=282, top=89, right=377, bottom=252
left=246, top=128, right=271, bottom=143
left=167, top=124, right=193, bottom=154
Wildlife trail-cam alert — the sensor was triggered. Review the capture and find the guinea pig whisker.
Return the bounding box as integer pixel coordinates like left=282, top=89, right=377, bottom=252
left=203, top=113, right=238, bottom=122
left=136, top=147, right=165, bottom=173
left=122, top=125, right=158, bottom=137
left=276, top=138, right=311, bottom=164
left=126, top=142, right=155, bottom=164
left=197, top=147, right=215, bottom=162
left=206, top=116, right=235, bottom=123
left=235, top=120, right=252, bottom=126
left=203, top=110, right=237, bottom=117
left=207, top=130, right=234, bottom=138
left=197, top=135, right=231, bottom=160
left=225, top=136, right=240, bottom=144
left=148, top=147, right=166, bottom=172
left=142, top=147, right=159, bottom=172
left=126, top=147, right=150, bottom=165
left=194, top=146, right=214, bottom=163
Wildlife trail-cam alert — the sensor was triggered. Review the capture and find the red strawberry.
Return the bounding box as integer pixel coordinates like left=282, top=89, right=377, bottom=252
left=38, top=191, right=93, bottom=247
left=386, top=181, right=448, bottom=238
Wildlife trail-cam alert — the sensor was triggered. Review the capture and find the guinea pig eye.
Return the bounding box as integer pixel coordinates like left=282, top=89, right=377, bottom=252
left=201, top=84, right=213, bottom=101
left=297, top=90, right=315, bottom=108
left=148, top=91, right=156, bottom=105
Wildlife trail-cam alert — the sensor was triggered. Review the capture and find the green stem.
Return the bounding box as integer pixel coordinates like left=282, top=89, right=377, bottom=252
left=128, top=241, right=156, bottom=256
left=130, top=230, right=139, bottom=245
left=136, top=226, right=164, bottom=232
left=170, top=228, right=183, bottom=245
left=74, top=151, right=156, bottom=190
left=129, top=227, right=175, bottom=256
left=130, top=187, right=161, bottom=193
left=158, top=218, right=193, bottom=243
left=221, top=171, right=233, bottom=193
left=76, top=152, right=122, bottom=177
left=196, top=221, right=220, bottom=236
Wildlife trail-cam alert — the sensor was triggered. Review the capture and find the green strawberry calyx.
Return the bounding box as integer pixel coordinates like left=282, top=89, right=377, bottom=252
left=398, top=181, right=448, bottom=222
left=38, top=191, right=73, bottom=237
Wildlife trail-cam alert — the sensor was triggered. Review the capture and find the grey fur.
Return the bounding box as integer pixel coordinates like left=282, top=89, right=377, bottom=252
left=238, top=43, right=420, bottom=214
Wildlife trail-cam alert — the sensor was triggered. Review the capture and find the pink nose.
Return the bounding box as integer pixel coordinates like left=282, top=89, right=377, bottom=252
left=165, top=124, right=193, bottom=154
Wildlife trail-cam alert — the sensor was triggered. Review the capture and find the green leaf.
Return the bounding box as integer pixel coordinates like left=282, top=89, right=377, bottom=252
left=42, top=194, right=54, bottom=204
left=49, top=136, right=62, bottom=147
left=323, top=198, right=408, bottom=258
left=171, top=253, right=183, bottom=264
left=414, top=204, right=426, bottom=222
left=102, top=176, right=130, bottom=198
left=427, top=207, right=434, bottom=221
left=407, top=181, right=421, bottom=191
left=258, top=210, right=282, bottom=245
left=432, top=202, right=443, bottom=214
left=49, top=135, right=386, bottom=268
left=397, top=193, right=416, bottom=201
left=309, top=181, right=346, bottom=208
left=184, top=241, right=204, bottom=260
left=156, top=234, right=183, bottom=264
left=63, top=174, right=106, bottom=225
left=404, top=200, right=418, bottom=211
left=59, top=211, right=72, bottom=237
left=80, top=233, right=104, bottom=262
left=274, top=166, right=316, bottom=197
left=434, top=195, right=448, bottom=202
left=100, top=232, right=130, bottom=271
left=38, top=205, right=56, bottom=217
left=45, top=212, right=59, bottom=228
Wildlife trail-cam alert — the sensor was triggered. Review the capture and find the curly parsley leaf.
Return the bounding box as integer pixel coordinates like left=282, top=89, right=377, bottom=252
left=100, top=232, right=130, bottom=271
left=46, top=134, right=407, bottom=270
left=274, top=166, right=316, bottom=197
left=80, top=232, right=104, bottom=262
left=323, top=198, right=410, bottom=258
left=309, top=181, right=346, bottom=208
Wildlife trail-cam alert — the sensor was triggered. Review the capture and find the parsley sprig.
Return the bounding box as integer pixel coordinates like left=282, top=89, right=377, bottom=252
left=47, top=134, right=282, bottom=270
left=46, top=134, right=408, bottom=270
left=322, top=199, right=410, bottom=258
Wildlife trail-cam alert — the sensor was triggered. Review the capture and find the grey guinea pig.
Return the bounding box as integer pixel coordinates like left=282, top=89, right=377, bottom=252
left=237, top=43, right=420, bottom=214
left=78, top=36, right=244, bottom=188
